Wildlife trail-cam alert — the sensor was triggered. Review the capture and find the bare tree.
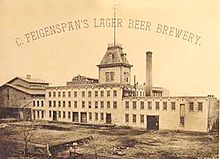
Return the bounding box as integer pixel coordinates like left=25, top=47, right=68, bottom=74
left=19, top=100, right=39, bottom=157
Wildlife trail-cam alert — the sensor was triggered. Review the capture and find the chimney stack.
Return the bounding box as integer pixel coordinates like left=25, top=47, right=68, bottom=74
left=145, top=51, right=152, bottom=96
left=26, top=75, right=31, bottom=79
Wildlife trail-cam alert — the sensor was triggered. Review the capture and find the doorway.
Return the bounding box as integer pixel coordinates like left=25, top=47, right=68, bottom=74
left=106, top=113, right=112, bottom=124
left=72, top=112, right=79, bottom=122
left=147, top=115, right=159, bottom=130
left=81, top=112, right=87, bottom=123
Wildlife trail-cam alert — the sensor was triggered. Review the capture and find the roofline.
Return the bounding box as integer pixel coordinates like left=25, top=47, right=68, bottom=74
left=97, top=63, right=133, bottom=68
left=7, top=77, right=49, bottom=85
left=1, top=84, right=45, bottom=96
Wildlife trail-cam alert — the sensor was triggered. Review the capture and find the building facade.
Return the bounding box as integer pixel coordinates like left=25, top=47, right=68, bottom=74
left=1, top=43, right=218, bottom=132
left=31, top=43, right=219, bottom=132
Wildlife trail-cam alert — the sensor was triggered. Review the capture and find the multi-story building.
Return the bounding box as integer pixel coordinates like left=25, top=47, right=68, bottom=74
left=30, top=43, right=219, bottom=132
left=0, top=75, right=49, bottom=119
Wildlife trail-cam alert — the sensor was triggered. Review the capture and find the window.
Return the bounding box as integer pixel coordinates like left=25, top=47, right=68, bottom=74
left=95, top=91, right=98, bottom=97
left=198, top=102, right=203, bottom=111
left=163, top=102, right=167, bottom=110
left=95, top=113, right=98, bottom=120
left=140, top=115, right=144, bottom=124
left=74, top=101, right=77, bottom=108
left=133, top=101, right=137, bottom=109
left=140, top=101, right=144, bottom=110
left=68, top=112, right=71, bottom=119
left=37, top=101, right=39, bottom=107
left=148, top=101, right=152, bottom=110
left=110, top=72, right=115, bottom=81
left=100, top=91, right=104, bottom=97
left=133, top=114, right=136, bottom=123
left=107, top=101, right=110, bottom=109
left=82, top=91, right=85, bottom=97
left=89, top=112, right=92, bottom=120
left=41, top=101, right=44, bottom=107
left=68, top=101, right=71, bottom=108
left=113, top=101, right=117, bottom=109
left=95, top=101, right=98, bottom=108
left=108, top=53, right=114, bottom=62
left=105, top=72, right=115, bottom=82
left=100, top=113, right=104, bottom=121
left=49, top=110, right=52, bottom=118
left=58, top=101, right=61, bottom=107
left=107, top=91, right=110, bottom=97
left=124, top=72, right=129, bottom=82
left=171, top=102, right=176, bottom=110
left=155, top=102, right=160, bottom=110
left=63, top=111, right=66, bottom=118
left=125, top=114, right=129, bottom=123
left=189, top=102, right=194, bottom=111
left=53, top=92, right=56, bottom=97
left=68, top=91, right=71, bottom=97
left=74, top=91, right=77, bottom=97
left=62, top=92, right=65, bottom=97
left=180, top=117, right=185, bottom=127
left=37, top=111, right=40, bottom=118
left=82, top=101, right=85, bottom=108
left=113, top=90, right=117, bottom=97
left=41, top=111, right=44, bottom=118
left=88, top=101, right=91, bottom=108
left=125, top=101, right=129, bottom=109
left=53, top=101, right=56, bottom=108
left=49, top=101, right=52, bottom=107
left=100, top=101, right=104, bottom=109
left=58, top=111, right=61, bottom=118
left=48, top=92, right=51, bottom=97
left=58, top=92, right=61, bottom=97
left=33, top=101, right=35, bottom=107
left=88, top=91, right=91, bottom=97
left=63, top=101, right=65, bottom=108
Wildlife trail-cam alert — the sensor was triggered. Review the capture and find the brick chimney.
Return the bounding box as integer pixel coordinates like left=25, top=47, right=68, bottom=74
left=145, top=51, right=152, bottom=96
left=26, top=75, right=31, bottom=79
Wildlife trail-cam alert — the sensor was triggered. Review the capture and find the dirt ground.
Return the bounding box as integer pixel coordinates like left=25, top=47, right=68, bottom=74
left=0, top=121, right=219, bottom=159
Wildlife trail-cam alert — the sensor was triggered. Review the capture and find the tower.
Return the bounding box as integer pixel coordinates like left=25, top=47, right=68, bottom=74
left=97, top=43, right=133, bottom=85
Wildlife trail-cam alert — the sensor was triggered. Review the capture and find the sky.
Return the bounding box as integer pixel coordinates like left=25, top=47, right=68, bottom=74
left=0, top=0, right=220, bottom=97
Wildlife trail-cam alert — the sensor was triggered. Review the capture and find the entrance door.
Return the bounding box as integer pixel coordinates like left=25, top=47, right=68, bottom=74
left=72, top=112, right=79, bottom=122
left=147, top=115, right=159, bottom=130
left=52, top=111, right=57, bottom=121
left=81, top=112, right=87, bottom=123
left=106, top=113, right=112, bottom=124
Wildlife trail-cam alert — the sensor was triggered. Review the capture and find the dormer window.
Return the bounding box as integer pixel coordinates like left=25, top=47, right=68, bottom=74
left=108, top=53, right=114, bottom=62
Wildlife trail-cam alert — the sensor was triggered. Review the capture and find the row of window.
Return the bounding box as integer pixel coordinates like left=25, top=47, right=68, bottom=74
left=48, top=100, right=118, bottom=109
left=48, top=111, right=105, bottom=121
left=48, top=90, right=118, bottom=98
left=33, top=100, right=44, bottom=107
left=125, top=101, right=203, bottom=111
left=125, top=114, right=185, bottom=127
left=125, top=114, right=145, bottom=124
left=33, top=110, right=45, bottom=118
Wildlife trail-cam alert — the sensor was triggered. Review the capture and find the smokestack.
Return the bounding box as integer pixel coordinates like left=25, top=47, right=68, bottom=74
left=145, top=51, right=152, bottom=96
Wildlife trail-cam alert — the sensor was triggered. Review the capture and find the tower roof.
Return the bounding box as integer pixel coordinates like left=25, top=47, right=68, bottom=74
left=97, top=43, right=133, bottom=68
